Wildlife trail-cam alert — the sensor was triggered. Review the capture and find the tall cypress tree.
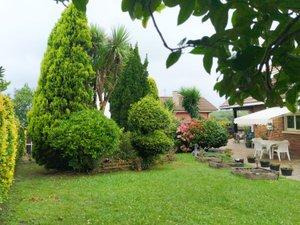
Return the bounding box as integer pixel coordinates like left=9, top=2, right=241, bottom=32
left=28, top=4, right=95, bottom=169
left=110, top=45, right=149, bottom=129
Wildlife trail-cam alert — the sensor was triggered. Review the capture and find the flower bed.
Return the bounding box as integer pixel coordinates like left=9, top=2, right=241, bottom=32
left=232, top=167, right=279, bottom=180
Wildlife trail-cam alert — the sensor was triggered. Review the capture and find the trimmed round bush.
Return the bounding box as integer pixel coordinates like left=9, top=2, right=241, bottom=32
left=128, top=96, right=175, bottom=168
left=49, top=110, right=121, bottom=172
left=132, top=130, right=174, bottom=160
left=128, top=96, right=173, bottom=134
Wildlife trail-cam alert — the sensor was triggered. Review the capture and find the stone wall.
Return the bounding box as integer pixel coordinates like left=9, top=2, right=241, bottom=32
left=254, top=117, right=300, bottom=156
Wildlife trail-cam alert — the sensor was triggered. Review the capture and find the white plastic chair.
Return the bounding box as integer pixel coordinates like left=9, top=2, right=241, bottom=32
left=272, top=140, right=291, bottom=161
left=252, top=138, right=268, bottom=159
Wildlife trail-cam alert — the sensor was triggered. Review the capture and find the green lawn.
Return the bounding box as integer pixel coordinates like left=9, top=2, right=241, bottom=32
left=1, top=154, right=300, bottom=225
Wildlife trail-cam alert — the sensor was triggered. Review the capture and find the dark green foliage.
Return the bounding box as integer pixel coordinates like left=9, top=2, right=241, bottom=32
left=128, top=96, right=175, bottom=168
left=110, top=46, right=149, bottom=129
left=13, top=84, right=34, bottom=128
left=117, top=131, right=137, bottom=161
left=0, top=67, right=10, bottom=92
left=28, top=4, right=95, bottom=170
left=122, top=0, right=300, bottom=111
left=192, top=120, right=228, bottom=149
left=179, top=87, right=200, bottom=118
left=48, top=110, right=121, bottom=172
left=147, top=77, right=159, bottom=100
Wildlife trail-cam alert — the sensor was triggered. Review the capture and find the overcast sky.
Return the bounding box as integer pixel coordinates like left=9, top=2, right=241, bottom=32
left=0, top=0, right=225, bottom=107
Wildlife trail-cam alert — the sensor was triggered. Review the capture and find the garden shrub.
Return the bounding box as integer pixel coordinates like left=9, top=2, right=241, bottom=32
left=128, top=96, right=173, bottom=134
left=176, top=119, right=228, bottom=152
left=49, top=110, right=121, bottom=172
left=28, top=4, right=95, bottom=170
left=16, top=126, right=26, bottom=160
left=132, top=130, right=174, bottom=167
left=117, top=131, right=138, bottom=161
left=0, top=94, right=18, bottom=203
left=128, top=96, right=175, bottom=168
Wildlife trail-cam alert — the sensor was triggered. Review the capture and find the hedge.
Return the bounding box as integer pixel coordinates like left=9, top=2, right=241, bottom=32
left=0, top=94, right=18, bottom=203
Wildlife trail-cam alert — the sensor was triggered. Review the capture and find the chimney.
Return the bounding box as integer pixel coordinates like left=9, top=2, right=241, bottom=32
left=172, top=91, right=182, bottom=108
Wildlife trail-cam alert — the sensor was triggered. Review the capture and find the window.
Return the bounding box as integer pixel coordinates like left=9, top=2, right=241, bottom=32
left=285, top=115, right=300, bottom=131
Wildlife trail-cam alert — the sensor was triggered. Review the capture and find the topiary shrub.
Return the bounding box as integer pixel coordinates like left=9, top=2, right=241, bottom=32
left=128, top=96, right=175, bottom=168
left=0, top=94, right=18, bottom=203
left=128, top=96, right=173, bottom=134
left=48, top=110, right=121, bottom=172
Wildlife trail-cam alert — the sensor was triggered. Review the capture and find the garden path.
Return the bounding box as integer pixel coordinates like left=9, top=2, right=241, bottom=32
left=223, top=139, right=300, bottom=181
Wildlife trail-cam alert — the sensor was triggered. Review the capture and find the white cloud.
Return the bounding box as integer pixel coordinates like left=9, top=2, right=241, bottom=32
left=0, top=0, right=225, bottom=107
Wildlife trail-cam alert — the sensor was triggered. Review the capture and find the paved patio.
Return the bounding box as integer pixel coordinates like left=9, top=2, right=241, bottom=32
left=222, top=139, right=300, bottom=181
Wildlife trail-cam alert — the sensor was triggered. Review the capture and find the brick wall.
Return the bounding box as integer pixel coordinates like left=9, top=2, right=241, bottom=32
left=254, top=117, right=300, bottom=156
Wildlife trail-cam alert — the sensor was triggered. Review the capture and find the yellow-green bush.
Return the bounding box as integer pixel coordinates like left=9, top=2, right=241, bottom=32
left=0, top=94, right=18, bottom=203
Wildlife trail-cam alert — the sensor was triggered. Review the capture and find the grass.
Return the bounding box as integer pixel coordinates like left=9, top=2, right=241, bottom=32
left=1, top=154, right=300, bottom=225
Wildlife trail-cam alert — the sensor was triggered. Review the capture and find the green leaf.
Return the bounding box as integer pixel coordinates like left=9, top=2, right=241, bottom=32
left=142, top=16, right=150, bottom=28
left=177, top=0, right=196, bottom=25
left=72, top=0, right=89, bottom=12
left=190, top=46, right=205, bottom=55
left=121, top=0, right=132, bottom=11
left=166, top=51, right=182, bottom=68
left=134, top=2, right=143, bottom=18
left=230, top=46, right=265, bottom=71
left=203, top=52, right=213, bottom=73
left=286, top=86, right=299, bottom=103
left=163, top=0, right=179, bottom=7
left=210, top=1, right=228, bottom=33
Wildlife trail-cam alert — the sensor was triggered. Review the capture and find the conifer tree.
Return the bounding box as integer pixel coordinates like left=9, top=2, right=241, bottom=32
left=147, top=77, right=159, bottom=100
left=28, top=4, right=95, bottom=169
left=110, top=46, right=149, bottom=129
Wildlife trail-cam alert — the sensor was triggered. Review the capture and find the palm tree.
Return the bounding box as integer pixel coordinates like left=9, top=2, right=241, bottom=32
left=90, top=24, right=130, bottom=111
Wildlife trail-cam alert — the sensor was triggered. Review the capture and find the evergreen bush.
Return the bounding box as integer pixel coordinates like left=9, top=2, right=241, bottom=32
left=147, top=77, right=159, bottom=100
left=49, top=110, right=121, bottom=172
left=0, top=94, right=18, bottom=203
left=28, top=4, right=95, bottom=170
left=128, top=96, right=175, bottom=168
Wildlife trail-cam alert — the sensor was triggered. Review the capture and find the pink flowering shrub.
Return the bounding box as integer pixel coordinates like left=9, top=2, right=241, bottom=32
left=176, top=120, right=202, bottom=152
left=176, top=119, right=228, bottom=152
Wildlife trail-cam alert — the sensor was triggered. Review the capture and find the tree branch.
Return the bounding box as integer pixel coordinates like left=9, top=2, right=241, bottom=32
left=148, top=1, right=193, bottom=52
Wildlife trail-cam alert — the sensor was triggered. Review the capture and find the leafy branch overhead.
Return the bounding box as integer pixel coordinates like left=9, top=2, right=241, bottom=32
left=119, top=0, right=300, bottom=111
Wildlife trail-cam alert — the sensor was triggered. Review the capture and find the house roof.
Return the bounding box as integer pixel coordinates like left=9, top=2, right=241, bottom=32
left=220, top=97, right=265, bottom=110
left=160, top=96, right=217, bottom=113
